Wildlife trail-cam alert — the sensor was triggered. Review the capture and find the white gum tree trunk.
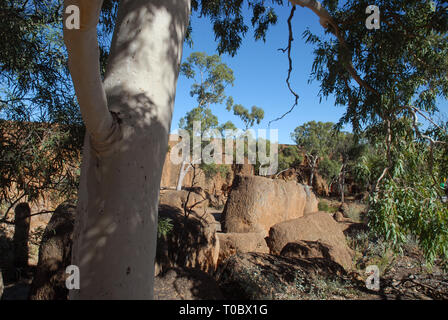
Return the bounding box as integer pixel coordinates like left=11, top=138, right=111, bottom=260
left=64, top=0, right=191, bottom=299
left=176, top=160, right=190, bottom=191
left=176, top=157, right=201, bottom=191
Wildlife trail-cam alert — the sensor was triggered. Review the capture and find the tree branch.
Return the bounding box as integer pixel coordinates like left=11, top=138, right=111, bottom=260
left=289, top=0, right=379, bottom=96
left=0, top=210, right=55, bottom=225
left=269, top=6, right=300, bottom=127
left=404, top=105, right=447, bottom=145
left=63, top=0, right=121, bottom=155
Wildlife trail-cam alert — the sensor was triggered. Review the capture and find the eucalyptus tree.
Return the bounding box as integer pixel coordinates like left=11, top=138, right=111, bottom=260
left=301, top=0, right=448, bottom=262
left=176, top=106, right=220, bottom=190
left=176, top=51, right=266, bottom=188
left=175, top=52, right=233, bottom=190
left=230, top=104, right=264, bottom=131
left=332, top=132, right=366, bottom=203
left=291, top=121, right=337, bottom=186
left=0, top=0, right=91, bottom=214
left=63, top=0, right=191, bottom=299
left=277, top=145, right=302, bottom=173
left=7, top=0, right=448, bottom=299
left=2, top=0, right=286, bottom=299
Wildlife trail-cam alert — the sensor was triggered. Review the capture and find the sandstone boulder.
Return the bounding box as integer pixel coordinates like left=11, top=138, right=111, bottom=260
left=28, top=203, right=75, bottom=300
left=222, top=175, right=318, bottom=235
left=154, top=267, right=223, bottom=300
left=303, top=185, right=319, bottom=214
left=216, top=252, right=348, bottom=300
left=159, top=189, right=208, bottom=213
left=217, top=232, right=269, bottom=265
left=266, top=211, right=354, bottom=269
left=333, top=211, right=346, bottom=222
left=156, top=205, right=219, bottom=276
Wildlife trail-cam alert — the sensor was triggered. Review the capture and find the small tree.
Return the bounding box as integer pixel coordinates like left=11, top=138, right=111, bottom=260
left=333, top=132, right=366, bottom=203
left=176, top=52, right=265, bottom=188
left=176, top=52, right=236, bottom=190
left=291, top=121, right=337, bottom=186
left=177, top=106, right=222, bottom=190
left=317, top=156, right=340, bottom=192
left=230, top=104, right=264, bottom=131
left=180, top=51, right=235, bottom=111
left=277, top=145, right=303, bottom=173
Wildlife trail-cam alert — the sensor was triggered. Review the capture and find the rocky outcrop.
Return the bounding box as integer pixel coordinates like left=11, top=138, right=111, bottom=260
left=156, top=205, right=220, bottom=276
left=216, top=232, right=269, bottom=265
left=266, top=211, right=354, bottom=269
left=159, top=189, right=208, bottom=213
left=28, top=203, right=75, bottom=300
left=303, top=185, right=319, bottom=214
left=216, top=252, right=348, bottom=300
left=160, top=135, right=240, bottom=204
left=333, top=211, right=347, bottom=223
left=154, top=267, right=223, bottom=300
left=222, top=175, right=318, bottom=236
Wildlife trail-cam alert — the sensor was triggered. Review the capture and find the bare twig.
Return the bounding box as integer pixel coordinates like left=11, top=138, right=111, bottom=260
left=183, top=163, right=200, bottom=218
left=269, top=6, right=300, bottom=127
left=275, top=168, right=293, bottom=178
left=0, top=210, right=55, bottom=225
left=289, top=0, right=379, bottom=96
left=1, top=194, right=26, bottom=221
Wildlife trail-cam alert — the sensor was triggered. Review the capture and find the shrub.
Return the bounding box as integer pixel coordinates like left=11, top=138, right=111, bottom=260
left=318, top=201, right=329, bottom=212
left=318, top=201, right=338, bottom=213
left=157, top=217, right=173, bottom=238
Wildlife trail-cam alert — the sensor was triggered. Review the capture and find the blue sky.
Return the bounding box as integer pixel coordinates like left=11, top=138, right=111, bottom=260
left=172, top=3, right=448, bottom=144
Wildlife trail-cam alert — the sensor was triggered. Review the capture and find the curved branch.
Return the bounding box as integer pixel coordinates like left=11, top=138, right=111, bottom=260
left=289, top=0, right=378, bottom=96
left=269, top=6, right=300, bottom=127
left=404, top=105, right=447, bottom=145
left=0, top=210, right=56, bottom=225
left=289, top=0, right=332, bottom=28
left=63, top=0, right=121, bottom=155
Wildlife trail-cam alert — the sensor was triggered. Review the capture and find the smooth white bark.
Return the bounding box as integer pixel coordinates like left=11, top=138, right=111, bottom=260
left=176, top=158, right=201, bottom=190
left=65, top=0, right=191, bottom=299
left=289, top=0, right=332, bottom=28
left=176, top=160, right=190, bottom=191
left=64, top=0, right=120, bottom=154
